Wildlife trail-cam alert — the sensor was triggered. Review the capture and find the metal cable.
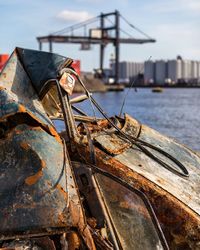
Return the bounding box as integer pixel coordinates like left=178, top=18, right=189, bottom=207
left=105, top=17, right=135, bottom=38
left=51, top=16, right=99, bottom=36
left=90, top=96, right=189, bottom=177
left=119, top=56, right=152, bottom=117
left=52, top=68, right=189, bottom=178
left=120, top=14, right=153, bottom=39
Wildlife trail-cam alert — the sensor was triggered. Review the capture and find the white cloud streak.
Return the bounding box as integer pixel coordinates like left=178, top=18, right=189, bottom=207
left=145, top=0, right=200, bottom=13
left=57, top=10, right=93, bottom=22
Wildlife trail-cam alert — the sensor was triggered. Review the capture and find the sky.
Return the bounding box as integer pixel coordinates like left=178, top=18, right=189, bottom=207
left=0, top=0, right=200, bottom=71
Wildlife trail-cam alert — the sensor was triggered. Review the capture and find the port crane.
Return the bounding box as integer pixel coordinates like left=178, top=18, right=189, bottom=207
left=37, top=10, right=156, bottom=84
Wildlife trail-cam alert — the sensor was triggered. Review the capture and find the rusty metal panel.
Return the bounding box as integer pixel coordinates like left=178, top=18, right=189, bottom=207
left=0, top=48, right=73, bottom=128
left=114, top=123, right=200, bottom=215
left=0, top=49, right=69, bottom=238
left=94, top=133, right=131, bottom=155
left=0, top=48, right=96, bottom=249
left=16, top=47, right=73, bottom=95
left=77, top=114, right=200, bottom=249
left=0, top=49, right=53, bottom=129
left=89, top=115, right=200, bottom=216
left=0, top=123, right=69, bottom=238
left=92, top=114, right=140, bottom=155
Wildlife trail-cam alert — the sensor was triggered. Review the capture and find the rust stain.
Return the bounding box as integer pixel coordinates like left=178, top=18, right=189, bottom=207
left=18, top=104, right=26, bottom=113
left=0, top=86, right=5, bottom=91
left=24, top=159, right=46, bottom=186
left=41, top=159, right=46, bottom=168
left=58, top=212, right=68, bottom=226
left=49, top=126, right=62, bottom=143
left=56, top=184, right=68, bottom=200
left=28, top=126, right=44, bottom=131
left=69, top=201, right=96, bottom=250
left=25, top=169, right=43, bottom=186
left=75, top=143, right=200, bottom=250
left=67, top=231, right=81, bottom=250
left=20, top=142, right=29, bottom=150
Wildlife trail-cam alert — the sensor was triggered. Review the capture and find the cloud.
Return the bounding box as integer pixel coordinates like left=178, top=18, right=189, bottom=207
left=145, top=0, right=200, bottom=13
left=186, top=0, right=200, bottom=11
left=57, top=10, right=93, bottom=22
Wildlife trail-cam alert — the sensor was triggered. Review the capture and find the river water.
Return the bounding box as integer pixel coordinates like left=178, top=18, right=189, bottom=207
left=74, top=88, right=200, bottom=151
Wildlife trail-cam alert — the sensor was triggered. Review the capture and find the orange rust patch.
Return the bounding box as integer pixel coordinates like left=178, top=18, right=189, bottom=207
left=67, top=231, right=81, bottom=250
left=41, top=159, right=46, bottom=168
left=58, top=212, right=68, bottom=226
left=20, top=142, right=30, bottom=150
left=25, top=170, right=43, bottom=185
left=49, top=126, right=62, bottom=143
left=18, top=104, right=26, bottom=113
left=0, top=86, right=5, bottom=91
left=57, top=184, right=68, bottom=200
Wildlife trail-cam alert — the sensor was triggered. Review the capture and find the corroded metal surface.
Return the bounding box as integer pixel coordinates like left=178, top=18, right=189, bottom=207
left=65, top=156, right=96, bottom=250
left=16, top=47, right=73, bottom=95
left=0, top=48, right=96, bottom=249
left=0, top=49, right=71, bottom=238
left=0, top=52, right=52, bottom=129
left=0, top=124, right=69, bottom=236
left=76, top=114, right=200, bottom=249
left=3, top=47, right=200, bottom=249
left=115, top=123, right=200, bottom=215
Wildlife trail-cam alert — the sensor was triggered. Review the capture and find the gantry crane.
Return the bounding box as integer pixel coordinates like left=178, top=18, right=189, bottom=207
left=37, top=10, right=156, bottom=83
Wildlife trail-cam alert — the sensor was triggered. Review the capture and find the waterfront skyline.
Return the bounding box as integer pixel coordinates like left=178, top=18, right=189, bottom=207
left=0, top=0, right=200, bottom=71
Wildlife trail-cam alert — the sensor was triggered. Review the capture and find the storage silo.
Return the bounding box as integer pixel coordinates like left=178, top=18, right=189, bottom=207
left=155, top=60, right=167, bottom=85
left=140, top=62, right=144, bottom=74
left=121, top=61, right=127, bottom=79
left=133, top=62, right=136, bottom=77
left=182, top=60, right=190, bottom=81
left=168, top=59, right=182, bottom=83
left=191, top=61, right=198, bottom=79
left=197, top=61, right=200, bottom=78
left=129, top=62, right=132, bottom=79
left=136, top=63, right=139, bottom=75
left=129, top=62, right=132, bottom=78
left=144, top=61, right=155, bottom=84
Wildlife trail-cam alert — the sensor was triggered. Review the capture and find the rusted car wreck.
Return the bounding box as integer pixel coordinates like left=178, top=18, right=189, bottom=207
left=0, top=48, right=200, bottom=250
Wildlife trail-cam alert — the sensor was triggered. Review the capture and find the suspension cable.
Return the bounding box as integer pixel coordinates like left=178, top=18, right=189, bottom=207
left=51, top=16, right=99, bottom=36
left=120, top=14, right=153, bottom=39
left=105, top=17, right=135, bottom=38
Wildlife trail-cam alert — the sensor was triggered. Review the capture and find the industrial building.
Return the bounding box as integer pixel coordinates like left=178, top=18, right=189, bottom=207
left=144, top=61, right=155, bottom=84
left=155, top=60, right=167, bottom=85
left=167, top=60, right=182, bottom=83
left=110, top=58, right=200, bottom=86
left=144, top=59, right=200, bottom=85
left=111, top=61, right=144, bottom=83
